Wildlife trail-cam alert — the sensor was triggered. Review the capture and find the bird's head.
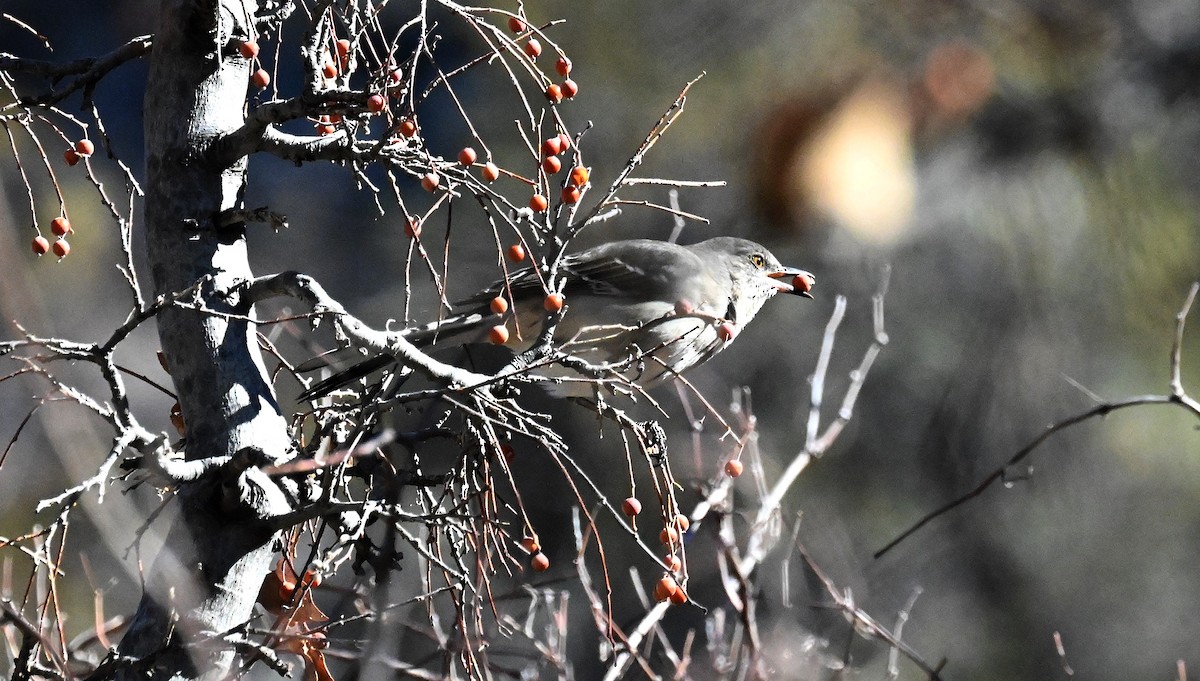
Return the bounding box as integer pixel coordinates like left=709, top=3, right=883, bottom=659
left=699, top=236, right=815, bottom=306
left=684, top=237, right=815, bottom=332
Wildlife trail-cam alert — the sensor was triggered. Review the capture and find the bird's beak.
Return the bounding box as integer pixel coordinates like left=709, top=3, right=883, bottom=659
left=767, top=267, right=816, bottom=298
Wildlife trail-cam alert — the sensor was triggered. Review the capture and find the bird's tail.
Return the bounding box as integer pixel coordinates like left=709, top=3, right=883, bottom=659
left=296, top=306, right=495, bottom=401
left=401, top=309, right=493, bottom=345
left=296, top=353, right=395, bottom=401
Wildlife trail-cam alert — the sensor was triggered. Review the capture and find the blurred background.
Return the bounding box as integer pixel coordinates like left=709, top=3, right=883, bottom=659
left=3, top=0, right=1200, bottom=678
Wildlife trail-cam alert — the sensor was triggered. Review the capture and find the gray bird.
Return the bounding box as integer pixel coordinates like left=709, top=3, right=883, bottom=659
left=299, top=237, right=814, bottom=400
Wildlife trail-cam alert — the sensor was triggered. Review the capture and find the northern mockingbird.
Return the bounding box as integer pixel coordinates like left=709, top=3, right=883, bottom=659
left=300, top=237, right=814, bottom=399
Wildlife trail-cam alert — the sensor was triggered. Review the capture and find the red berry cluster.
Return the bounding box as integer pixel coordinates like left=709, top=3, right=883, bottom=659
left=315, top=113, right=341, bottom=136
left=62, top=138, right=93, bottom=167
left=654, top=574, right=688, bottom=604
left=562, top=163, right=588, bottom=205
left=543, top=60, right=578, bottom=103
left=50, top=139, right=99, bottom=258
left=489, top=242, right=524, bottom=344
left=532, top=133, right=590, bottom=209
left=505, top=15, right=579, bottom=104
left=32, top=216, right=73, bottom=260
left=515, top=532, right=548, bottom=572
left=234, top=38, right=270, bottom=89
left=540, top=133, right=590, bottom=207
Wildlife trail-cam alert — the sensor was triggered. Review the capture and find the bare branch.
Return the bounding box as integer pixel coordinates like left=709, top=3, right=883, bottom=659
left=239, top=270, right=489, bottom=387
left=1170, top=282, right=1199, bottom=407
left=601, top=602, right=669, bottom=681
left=623, top=178, right=727, bottom=187
left=1, top=35, right=153, bottom=109
left=876, top=282, right=1200, bottom=558
left=600, top=198, right=709, bottom=223
left=796, top=541, right=946, bottom=680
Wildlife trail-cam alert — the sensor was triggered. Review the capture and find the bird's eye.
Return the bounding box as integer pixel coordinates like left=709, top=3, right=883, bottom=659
left=749, top=254, right=765, bottom=269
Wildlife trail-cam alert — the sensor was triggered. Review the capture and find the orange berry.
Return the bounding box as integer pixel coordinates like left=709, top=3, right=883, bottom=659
left=569, top=166, right=590, bottom=186
left=63, top=149, right=80, bottom=166
left=653, top=576, right=677, bottom=602
left=560, top=78, right=578, bottom=99
left=238, top=40, right=260, bottom=59
left=457, top=147, right=478, bottom=166
left=335, top=39, right=351, bottom=59
left=541, top=137, right=562, bottom=157
left=555, top=56, right=572, bottom=77
left=169, top=402, right=185, bottom=435
left=507, top=16, right=526, bottom=33
left=530, top=552, right=550, bottom=572
left=31, top=235, right=49, bottom=256
left=621, top=497, right=642, bottom=517
left=51, top=238, right=70, bottom=258
left=481, top=162, right=500, bottom=182
left=541, top=156, right=562, bottom=174
left=524, top=39, right=542, bottom=58
left=543, top=292, right=564, bottom=312
left=717, top=321, right=737, bottom=341
left=322, top=61, right=337, bottom=79
left=557, top=133, right=571, bottom=151
left=793, top=273, right=815, bottom=294
left=405, top=217, right=421, bottom=238
left=276, top=574, right=296, bottom=601
left=303, top=569, right=322, bottom=588
left=660, top=527, right=679, bottom=545
left=544, top=83, right=563, bottom=103
left=327, top=113, right=343, bottom=123
left=489, top=324, right=510, bottom=345
left=389, top=68, right=403, bottom=83
left=507, top=243, right=527, bottom=262
left=75, top=139, right=95, bottom=156
left=399, top=119, right=417, bottom=137
left=529, top=194, right=548, bottom=212
left=501, top=443, right=516, bottom=463
left=367, top=94, right=386, bottom=112
left=251, top=68, right=271, bottom=88
left=317, top=124, right=336, bottom=135
left=561, top=186, right=581, bottom=204
left=489, top=296, right=509, bottom=315
left=674, top=514, right=690, bottom=532
left=669, top=586, right=688, bottom=604
left=421, top=172, right=440, bottom=192
left=520, top=536, right=540, bottom=553
left=665, top=554, right=682, bottom=572
left=50, top=217, right=71, bottom=236
left=724, top=459, right=744, bottom=478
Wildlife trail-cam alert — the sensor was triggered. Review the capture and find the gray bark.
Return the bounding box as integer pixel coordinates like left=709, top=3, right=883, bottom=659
left=114, top=1, right=291, bottom=678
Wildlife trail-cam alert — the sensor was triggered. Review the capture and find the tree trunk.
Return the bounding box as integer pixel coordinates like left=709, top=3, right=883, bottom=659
left=115, top=1, right=290, bottom=678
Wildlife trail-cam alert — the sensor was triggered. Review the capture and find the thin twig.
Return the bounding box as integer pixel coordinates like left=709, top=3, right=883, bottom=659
left=796, top=541, right=946, bottom=680
left=3, top=35, right=153, bottom=109
left=876, top=282, right=1200, bottom=558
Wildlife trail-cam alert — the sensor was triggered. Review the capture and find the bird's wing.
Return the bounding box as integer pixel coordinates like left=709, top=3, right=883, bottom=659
left=563, top=240, right=713, bottom=299
left=455, top=240, right=714, bottom=308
